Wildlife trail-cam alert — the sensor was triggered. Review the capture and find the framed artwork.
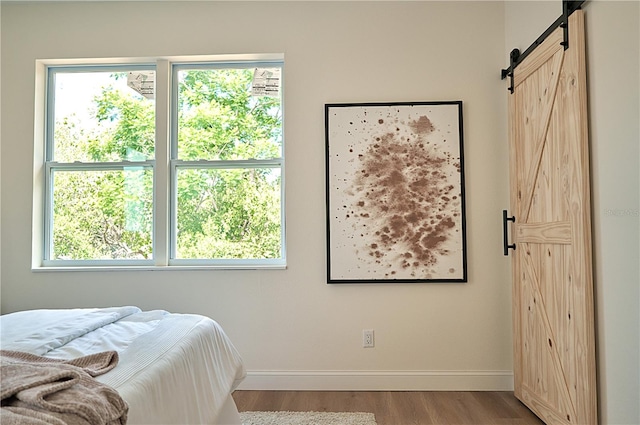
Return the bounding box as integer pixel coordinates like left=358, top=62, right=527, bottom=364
left=325, top=101, right=467, bottom=283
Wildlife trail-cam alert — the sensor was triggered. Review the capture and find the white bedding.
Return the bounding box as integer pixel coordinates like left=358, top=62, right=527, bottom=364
left=0, top=306, right=246, bottom=425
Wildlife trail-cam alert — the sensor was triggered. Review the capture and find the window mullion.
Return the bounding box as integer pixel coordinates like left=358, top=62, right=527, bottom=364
left=154, top=59, right=171, bottom=266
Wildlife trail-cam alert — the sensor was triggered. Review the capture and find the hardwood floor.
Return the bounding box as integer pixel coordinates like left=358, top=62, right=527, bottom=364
left=233, top=390, right=545, bottom=425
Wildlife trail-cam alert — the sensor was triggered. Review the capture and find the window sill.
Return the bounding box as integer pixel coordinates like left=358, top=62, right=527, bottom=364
left=32, top=264, right=287, bottom=272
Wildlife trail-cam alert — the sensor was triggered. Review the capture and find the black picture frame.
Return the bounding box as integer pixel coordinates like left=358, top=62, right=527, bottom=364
left=325, top=101, right=467, bottom=283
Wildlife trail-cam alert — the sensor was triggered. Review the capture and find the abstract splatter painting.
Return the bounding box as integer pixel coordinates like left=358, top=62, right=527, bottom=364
left=325, top=102, right=467, bottom=283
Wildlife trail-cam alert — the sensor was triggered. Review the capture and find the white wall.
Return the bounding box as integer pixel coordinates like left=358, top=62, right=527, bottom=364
left=2, top=3, right=637, bottom=418
left=0, top=2, right=3, bottom=314
left=1, top=1, right=511, bottom=390
left=504, top=1, right=640, bottom=424
left=4, top=1, right=637, bottom=418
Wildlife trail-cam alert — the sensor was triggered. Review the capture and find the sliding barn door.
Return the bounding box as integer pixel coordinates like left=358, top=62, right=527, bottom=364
left=507, top=10, right=597, bottom=425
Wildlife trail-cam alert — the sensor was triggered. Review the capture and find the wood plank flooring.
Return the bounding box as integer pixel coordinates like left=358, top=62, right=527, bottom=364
left=233, top=391, right=545, bottom=425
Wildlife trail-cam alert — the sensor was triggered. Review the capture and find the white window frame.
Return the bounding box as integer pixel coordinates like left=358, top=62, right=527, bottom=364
left=32, top=54, right=286, bottom=271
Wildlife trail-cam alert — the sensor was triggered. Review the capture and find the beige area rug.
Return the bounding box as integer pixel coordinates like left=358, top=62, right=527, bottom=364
left=240, top=411, right=377, bottom=425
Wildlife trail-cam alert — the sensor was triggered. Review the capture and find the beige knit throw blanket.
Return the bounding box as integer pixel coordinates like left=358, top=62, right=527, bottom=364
left=0, top=350, right=128, bottom=425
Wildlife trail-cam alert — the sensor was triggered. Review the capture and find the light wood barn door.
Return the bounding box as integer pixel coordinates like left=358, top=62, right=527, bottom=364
left=507, top=10, right=597, bottom=425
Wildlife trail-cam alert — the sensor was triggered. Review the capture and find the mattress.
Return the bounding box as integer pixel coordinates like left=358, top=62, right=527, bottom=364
left=0, top=306, right=246, bottom=425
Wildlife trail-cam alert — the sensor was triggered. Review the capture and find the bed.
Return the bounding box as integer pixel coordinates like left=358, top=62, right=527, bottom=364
left=0, top=306, right=246, bottom=425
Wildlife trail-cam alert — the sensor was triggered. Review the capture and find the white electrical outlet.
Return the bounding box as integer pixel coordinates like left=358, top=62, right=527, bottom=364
left=363, top=329, right=374, bottom=348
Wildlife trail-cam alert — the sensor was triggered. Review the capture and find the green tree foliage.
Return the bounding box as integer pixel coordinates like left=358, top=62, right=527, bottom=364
left=52, top=68, right=282, bottom=261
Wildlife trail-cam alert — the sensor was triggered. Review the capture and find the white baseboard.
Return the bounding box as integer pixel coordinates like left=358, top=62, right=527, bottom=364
left=237, top=370, right=514, bottom=391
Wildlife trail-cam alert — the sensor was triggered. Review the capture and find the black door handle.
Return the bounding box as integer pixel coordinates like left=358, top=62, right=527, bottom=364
left=503, top=210, right=516, bottom=256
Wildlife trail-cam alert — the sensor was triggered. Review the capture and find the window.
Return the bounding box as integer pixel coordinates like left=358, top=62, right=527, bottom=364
left=38, top=56, right=285, bottom=269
